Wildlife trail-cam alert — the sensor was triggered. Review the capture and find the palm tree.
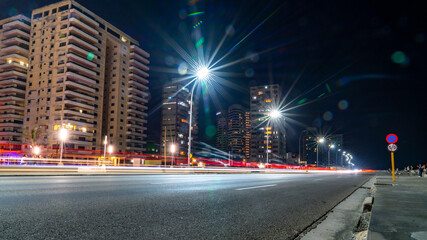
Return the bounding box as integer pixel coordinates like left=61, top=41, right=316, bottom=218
left=22, top=126, right=46, bottom=148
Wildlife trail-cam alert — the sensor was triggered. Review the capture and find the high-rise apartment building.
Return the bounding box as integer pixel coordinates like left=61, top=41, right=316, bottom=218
left=227, top=104, right=248, bottom=157
left=160, top=82, right=198, bottom=159
left=250, top=84, right=286, bottom=163
left=244, top=110, right=251, bottom=159
left=22, top=0, right=150, bottom=155
left=215, top=110, right=227, bottom=152
left=0, top=15, right=31, bottom=150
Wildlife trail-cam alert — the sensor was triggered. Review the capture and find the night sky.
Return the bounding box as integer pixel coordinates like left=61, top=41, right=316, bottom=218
left=1, top=0, right=425, bottom=169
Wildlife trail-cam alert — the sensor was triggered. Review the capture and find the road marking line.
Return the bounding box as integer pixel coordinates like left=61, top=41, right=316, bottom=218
left=235, top=184, right=277, bottom=191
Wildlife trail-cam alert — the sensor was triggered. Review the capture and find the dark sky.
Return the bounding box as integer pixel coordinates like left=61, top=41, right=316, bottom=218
left=1, top=0, right=425, bottom=169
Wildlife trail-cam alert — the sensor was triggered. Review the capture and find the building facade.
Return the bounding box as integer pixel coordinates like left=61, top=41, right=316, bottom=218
left=227, top=104, right=248, bottom=158
left=249, top=84, right=286, bottom=163
left=20, top=0, right=150, bottom=156
left=0, top=15, right=31, bottom=151
left=160, top=82, right=198, bottom=159
left=215, top=110, right=227, bottom=152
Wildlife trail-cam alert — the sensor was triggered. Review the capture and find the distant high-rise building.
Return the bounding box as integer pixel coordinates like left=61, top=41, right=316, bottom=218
left=215, top=110, right=227, bottom=152
left=21, top=0, right=150, bottom=155
left=244, top=110, right=251, bottom=160
left=227, top=104, right=248, bottom=157
left=160, top=82, right=198, bottom=159
left=0, top=15, right=31, bottom=151
left=249, top=84, right=286, bottom=163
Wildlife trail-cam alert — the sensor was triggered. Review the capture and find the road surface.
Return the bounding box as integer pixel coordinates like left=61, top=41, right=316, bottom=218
left=0, top=173, right=371, bottom=239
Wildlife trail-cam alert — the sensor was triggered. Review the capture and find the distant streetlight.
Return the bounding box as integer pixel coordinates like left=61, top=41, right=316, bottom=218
left=316, top=138, right=325, bottom=167
left=266, top=109, right=283, bottom=164
left=59, top=128, right=68, bottom=165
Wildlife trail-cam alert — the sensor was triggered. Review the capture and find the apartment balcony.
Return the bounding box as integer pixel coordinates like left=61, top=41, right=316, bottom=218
left=0, top=87, right=25, bottom=95
left=68, top=129, right=94, bottom=137
left=69, top=17, right=99, bottom=36
left=1, top=37, right=29, bottom=46
left=1, top=29, right=30, bottom=39
left=67, top=43, right=98, bottom=59
left=0, top=70, right=26, bottom=78
left=0, top=45, right=28, bottom=57
left=66, top=62, right=97, bottom=77
left=126, top=123, right=146, bottom=130
left=128, top=108, right=147, bottom=116
left=128, top=94, right=148, bottom=103
left=70, top=9, right=99, bottom=27
left=129, top=73, right=149, bottom=85
left=0, top=122, right=22, bottom=128
left=128, top=86, right=148, bottom=97
left=67, top=139, right=93, bottom=146
left=68, top=35, right=98, bottom=52
left=126, top=131, right=146, bottom=137
left=64, top=118, right=94, bottom=128
left=69, top=26, right=98, bottom=44
left=0, top=96, right=22, bottom=102
left=0, top=131, right=22, bottom=137
left=128, top=80, right=148, bottom=91
left=130, top=52, right=149, bottom=65
left=63, top=109, right=94, bottom=119
left=65, top=81, right=96, bottom=95
left=64, top=99, right=95, bottom=110
left=127, top=116, right=146, bottom=123
left=0, top=113, right=24, bottom=119
left=0, top=53, right=28, bottom=62
left=64, top=90, right=95, bottom=102
left=126, top=139, right=143, bottom=144
left=66, top=71, right=97, bottom=87
left=129, top=59, right=149, bottom=71
left=0, top=105, right=24, bottom=111
left=0, top=62, right=27, bottom=71
left=2, top=20, right=30, bottom=32
left=0, top=79, right=26, bottom=88
left=128, top=101, right=147, bottom=110
left=129, top=66, right=149, bottom=78
left=130, top=45, right=150, bottom=58
left=67, top=53, right=97, bottom=69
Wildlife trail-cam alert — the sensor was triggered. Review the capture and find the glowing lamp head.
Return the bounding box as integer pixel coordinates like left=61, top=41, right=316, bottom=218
left=196, top=67, right=210, bottom=80
left=108, top=145, right=113, bottom=154
left=318, top=138, right=325, bottom=143
left=170, top=144, right=176, bottom=153
left=33, top=146, right=41, bottom=155
left=269, top=109, right=282, bottom=119
left=59, top=128, right=68, bottom=141
left=330, top=144, right=335, bottom=149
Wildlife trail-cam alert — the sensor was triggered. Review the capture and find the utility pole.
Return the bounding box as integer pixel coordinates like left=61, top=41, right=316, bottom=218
left=164, top=126, right=167, bottom=167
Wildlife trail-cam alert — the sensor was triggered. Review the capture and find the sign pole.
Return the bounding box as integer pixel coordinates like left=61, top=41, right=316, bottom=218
left=391, top=151, right=395, bottom=182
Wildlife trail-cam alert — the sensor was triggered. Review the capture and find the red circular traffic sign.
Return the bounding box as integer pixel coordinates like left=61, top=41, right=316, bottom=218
left=386, top=134, right=398, bottom=144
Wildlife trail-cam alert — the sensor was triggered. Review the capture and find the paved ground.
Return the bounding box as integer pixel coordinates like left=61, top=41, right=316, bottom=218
left=368, top=176, right=427, bottom=240
left=0, top=173, right=371, bottom=240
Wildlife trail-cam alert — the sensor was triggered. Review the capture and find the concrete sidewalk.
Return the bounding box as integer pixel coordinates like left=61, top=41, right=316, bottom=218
left=368, top=176, right=427, bottom=240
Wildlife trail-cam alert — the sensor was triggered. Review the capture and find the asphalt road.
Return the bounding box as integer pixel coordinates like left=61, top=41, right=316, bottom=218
left=0, top=173, right=371, bottom=240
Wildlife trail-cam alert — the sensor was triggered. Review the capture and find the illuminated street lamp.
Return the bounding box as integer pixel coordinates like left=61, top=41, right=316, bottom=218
left=316, top=138, right=325, bottom=167
left=188, top=67, right=210, bottom=166
left=33, top=146, right=41, bottom=155
left=59, top=128, right=68, bottom=165
left=266, top=109, right=282, bottom=164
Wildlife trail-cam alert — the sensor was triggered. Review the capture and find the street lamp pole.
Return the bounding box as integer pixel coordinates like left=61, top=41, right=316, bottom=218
left=187, top=82, right=197, bottom=166
left=266, top=123, right=269, bottom=164
left=316, top=138, right=325, bottom=167
left=103, top=135, right=107, bottom=167
left=59, top=128, right=68, bottom=166
left=328, top=144, right=335, bottom=167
